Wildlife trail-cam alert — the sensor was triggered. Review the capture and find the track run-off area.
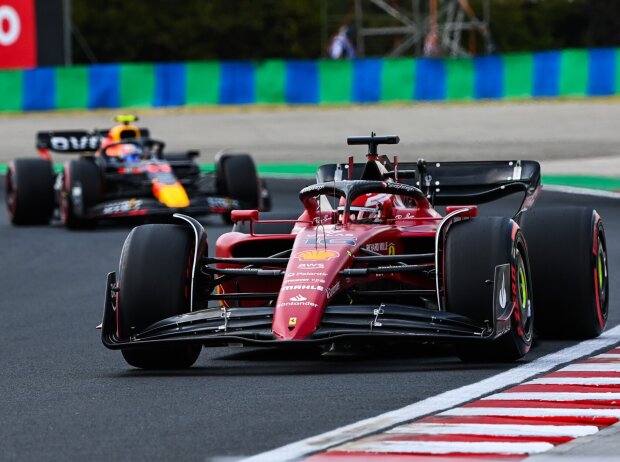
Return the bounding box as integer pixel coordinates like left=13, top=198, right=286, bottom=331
left=1, top=101, right=620, bottom=461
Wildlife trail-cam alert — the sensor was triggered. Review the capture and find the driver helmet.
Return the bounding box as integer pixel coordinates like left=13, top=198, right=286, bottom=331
left=338, top=193, right=394, bottom=223
left=106, top=143, right=143, bottom=162
left=107, top=123, right=141, bottom=143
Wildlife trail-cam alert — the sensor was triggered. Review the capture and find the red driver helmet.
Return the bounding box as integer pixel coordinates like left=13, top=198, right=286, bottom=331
left=338, top=193, right=394, bottom=223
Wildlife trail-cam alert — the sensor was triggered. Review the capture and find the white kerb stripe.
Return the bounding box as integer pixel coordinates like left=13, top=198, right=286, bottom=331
left=485, top=392, right=620, bottom=401
left=241, top=325, right=620, bottom=462
left=594, top=353, right=620, bottom=359
left=561, top=363, right=620, bottom=372
left=339, top=440, right=553, bottom=455
left=387, top=422, right=597, bottom=437
left=530, top=377, right=620, bottom=385
left=443, top=407, right=620, bottom=418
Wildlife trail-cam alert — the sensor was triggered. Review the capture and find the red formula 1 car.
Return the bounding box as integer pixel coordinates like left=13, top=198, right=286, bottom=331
left=5, top=115, right=270, bottom=228
left=101, top=134, right=609, bottom=369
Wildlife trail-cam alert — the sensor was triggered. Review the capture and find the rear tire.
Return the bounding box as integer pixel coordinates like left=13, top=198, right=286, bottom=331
left=117, top=224, right=201, bottom=369
left=216, top=153, right=260, bottom=224
left=5, top=158, right=54, bottom=225
left=445, top=217, right=534, bottom=362
left=519, top=207, right=608, bottom=339
left=61, top=159, right=103, bottom=229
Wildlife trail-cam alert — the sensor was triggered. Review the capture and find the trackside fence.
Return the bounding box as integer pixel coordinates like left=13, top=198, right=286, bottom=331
left=0, top=48, right=618, bottom=112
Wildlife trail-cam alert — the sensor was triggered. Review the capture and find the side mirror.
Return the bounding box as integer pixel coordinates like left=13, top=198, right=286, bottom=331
left=231, top=210, right=259, bottom=223
left=186, top=150, right=200, bottom=158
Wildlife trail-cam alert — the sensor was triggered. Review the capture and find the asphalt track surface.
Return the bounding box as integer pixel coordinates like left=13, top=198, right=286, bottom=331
left=1, top=175, right=619, bottom=462
left=1, top=100, right=620, bottom=176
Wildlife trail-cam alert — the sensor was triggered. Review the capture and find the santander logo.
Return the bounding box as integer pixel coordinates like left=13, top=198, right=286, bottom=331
left=0, top=6, right=20, bottom=47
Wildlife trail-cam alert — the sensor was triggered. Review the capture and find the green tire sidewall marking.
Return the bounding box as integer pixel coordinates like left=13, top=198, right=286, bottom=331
left=518, top=264, right=528, bottom=308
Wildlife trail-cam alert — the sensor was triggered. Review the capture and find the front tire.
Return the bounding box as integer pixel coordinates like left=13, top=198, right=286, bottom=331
left=520, top=207, right=608, bottom=339
left=117, top=224, right=201, bottom=369
left=445, top=217, right=534, bottom=362
left=5, top=158, right=54, bottom=225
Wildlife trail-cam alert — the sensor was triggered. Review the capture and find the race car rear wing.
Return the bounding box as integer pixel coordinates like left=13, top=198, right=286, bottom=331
left=316, top=157, right=541, bottom=207
left=36, top=128, right=151, bottom=153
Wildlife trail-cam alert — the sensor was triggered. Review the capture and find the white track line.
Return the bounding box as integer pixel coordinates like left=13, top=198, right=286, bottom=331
left=386, top=423, right=598, bottom=437
left=241, top=325, right=620, bottom=462
left=539, top=185, right=620, bottom=199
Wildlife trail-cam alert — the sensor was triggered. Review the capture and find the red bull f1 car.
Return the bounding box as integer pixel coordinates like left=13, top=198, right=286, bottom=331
left=101, top=134, right=609, bottom=369
left=5, top=115, right=270, bottom=228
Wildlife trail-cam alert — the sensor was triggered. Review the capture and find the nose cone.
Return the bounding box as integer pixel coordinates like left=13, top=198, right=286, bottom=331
left=153, top=183, right=190, bottom=208
left=273, top=246, right=347, bottom=340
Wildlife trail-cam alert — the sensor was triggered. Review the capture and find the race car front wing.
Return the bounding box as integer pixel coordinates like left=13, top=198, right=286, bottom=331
left=101, top=272, right=500, bottom=350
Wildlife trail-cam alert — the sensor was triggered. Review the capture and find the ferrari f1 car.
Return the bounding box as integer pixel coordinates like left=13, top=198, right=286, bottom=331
left=5, top=115, right=270, bottom=228
left=101, top=134, right=609, bottom=369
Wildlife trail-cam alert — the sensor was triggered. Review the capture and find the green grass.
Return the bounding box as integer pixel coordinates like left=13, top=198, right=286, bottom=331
left=2, top=163, right=620, bottom=191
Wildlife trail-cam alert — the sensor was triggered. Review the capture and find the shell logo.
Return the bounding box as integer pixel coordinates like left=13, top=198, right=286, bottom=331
left=296, top=249, right=339, bottom=261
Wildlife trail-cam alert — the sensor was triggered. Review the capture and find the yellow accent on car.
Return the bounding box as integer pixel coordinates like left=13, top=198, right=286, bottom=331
left=296, top=249, right=339, bottom=261
left=154, top=183, right=190, bottom=208
left=114, top=114, right=138, bottom=124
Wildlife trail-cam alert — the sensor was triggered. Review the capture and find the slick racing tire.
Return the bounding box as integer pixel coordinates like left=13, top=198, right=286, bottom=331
left=519, top=207, right=608, bottom=339
left=117, top=224, right=201, bottom=369
left=61, top=159, right=103, bottom=229
left=445, top=217, right=534, bottom=362
left=216, top=153, right=260, bottom=223
left=5, top=158, right=54, bottom=225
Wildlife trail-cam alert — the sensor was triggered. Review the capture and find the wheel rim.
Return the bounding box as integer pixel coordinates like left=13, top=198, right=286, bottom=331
left=514, top=246, right=533, bottom=343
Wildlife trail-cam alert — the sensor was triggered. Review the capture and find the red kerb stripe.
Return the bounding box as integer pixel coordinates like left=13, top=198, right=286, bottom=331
left=465, top=400, right=619, bottom=408
left=386, top=434, right=572, bottom=445
left=546, top=371, right=620, bottom=378
left=306, top=452, right=526, bottom=461
left=506, top=384, right=620, bottom=393
left=419, top=415, right=617, bottom=427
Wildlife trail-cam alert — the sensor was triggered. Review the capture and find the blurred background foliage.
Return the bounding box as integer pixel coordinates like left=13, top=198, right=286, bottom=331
left=72, top=0, right=620, bottom=63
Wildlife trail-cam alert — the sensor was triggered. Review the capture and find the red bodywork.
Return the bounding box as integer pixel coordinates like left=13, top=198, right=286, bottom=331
left=216, top=186, right=459, bottom=342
